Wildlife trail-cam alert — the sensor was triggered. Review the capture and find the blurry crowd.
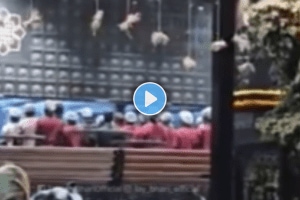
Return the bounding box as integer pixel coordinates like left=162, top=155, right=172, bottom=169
left=0, top=100, right=212, bottom=149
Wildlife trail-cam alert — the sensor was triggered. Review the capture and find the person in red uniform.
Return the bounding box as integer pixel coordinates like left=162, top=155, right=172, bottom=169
left=111, top=112, right=125, bottom=130
left=135, top=115, right=167, bottom=144
left=121, top=111, right=138, bottom=138
left=61, top=111, right=83, bottom=147
left=158, top=111, right=176, bottom=148
left=36, top=101, right=64, bottom=146
left=198, top=106, right=212, bottom=150
left=176, top=110, right=199, bottom=149
left=78, top=107, right=97, bottom=147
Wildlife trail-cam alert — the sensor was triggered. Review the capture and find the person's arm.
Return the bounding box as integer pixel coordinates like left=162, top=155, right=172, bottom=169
left=133, top=124, right=149, bottom=140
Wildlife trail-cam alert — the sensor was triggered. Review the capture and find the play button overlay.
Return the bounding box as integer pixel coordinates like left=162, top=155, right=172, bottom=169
left=145, top=91, right=157, bottom=107
left=133, top=82, right=167, bottom=116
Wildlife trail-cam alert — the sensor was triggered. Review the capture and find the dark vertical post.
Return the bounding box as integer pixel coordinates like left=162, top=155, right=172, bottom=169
left=209, top=0, right=235, bottom=199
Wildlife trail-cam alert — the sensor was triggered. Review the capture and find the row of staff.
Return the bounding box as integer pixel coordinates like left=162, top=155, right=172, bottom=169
left=0, top=100, right=211, bottom=149
left=117, top=108, right=211, bottom=149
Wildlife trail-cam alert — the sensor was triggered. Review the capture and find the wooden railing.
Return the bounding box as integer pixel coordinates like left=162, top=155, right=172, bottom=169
left=0, top=147, right=210, bottom=187
left=123, top=148, right=210, bottom=184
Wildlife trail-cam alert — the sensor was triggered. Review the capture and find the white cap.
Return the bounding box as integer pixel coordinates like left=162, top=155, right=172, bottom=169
left=159, top=112, right=173, bottom=123
left=8, top=107, right=22, bottom=118
left=196, top=116, right=203, bottom=124
left=114, top=112, right=123, bottom=119
left=24, top=103, right=35, bottom=113
left=179, top=110, right=194, bottom=125
left=64, top=111, right=79, bottom=122
left=80, top=107, right=93, bottom=118
left=201, top=106, right=212, bottom=121
left=124, top=111, right=137, bottom=123
left=95, top=115, right=105, bottom=125
left=45, top=100, right=56, bottom=112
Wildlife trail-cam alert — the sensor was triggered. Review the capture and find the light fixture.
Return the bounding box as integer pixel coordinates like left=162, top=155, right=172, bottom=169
left=0, top=8, right=26, bottom=56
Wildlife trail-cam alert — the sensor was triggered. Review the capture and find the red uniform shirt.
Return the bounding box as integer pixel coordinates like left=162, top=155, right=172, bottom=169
left=135, top=122, right=167, bottom=142
left=121, top=124, right=137, bottom=138
left=198, top=124, right=212, bottom=150
left=157, top=123, right=175, bottom=148
left=36, top=116, right=63, bottom=146
left=175, top=127, right=199, bottom=149
left=61, top=124, right=83, bottom=147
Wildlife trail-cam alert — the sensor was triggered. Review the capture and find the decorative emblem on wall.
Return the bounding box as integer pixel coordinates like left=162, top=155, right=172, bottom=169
left=0, top=8, right=26, bottom=56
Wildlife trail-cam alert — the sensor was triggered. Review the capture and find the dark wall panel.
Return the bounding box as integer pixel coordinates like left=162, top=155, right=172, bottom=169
left=0, top=0, right=213, bottom=105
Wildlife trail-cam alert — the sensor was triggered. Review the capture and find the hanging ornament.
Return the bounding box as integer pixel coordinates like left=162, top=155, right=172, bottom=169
left=182, top=0, right=196, bottom=70
left=182, top=56, right=197, bottom=70
left=0, top=8, right=26, bottom=56
left=211, top=0, right=251, bottom=52
left=23, top=0, right=42, bottom=29
left=90, top=0, right=104, bottom=37
left=151, top=0, right=169, bottom=47
left=236, top=61, right=255, bottom=86
left=118, top=0, right=141, bottom=39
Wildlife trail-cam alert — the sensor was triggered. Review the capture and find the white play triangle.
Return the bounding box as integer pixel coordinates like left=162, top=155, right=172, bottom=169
left=145, top=91, right=157, bottom=107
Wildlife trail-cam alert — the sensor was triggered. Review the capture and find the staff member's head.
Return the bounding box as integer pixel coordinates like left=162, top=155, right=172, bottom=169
left=124, top=111, right=137, bottom=125
left=113, top=112, right=124, bottom=126
left=64, top=111, right=79, bottom=126
left=80, top=107, right=94, bottom=124
left=201, top=106, right=212, bottom=123
left=8, top=107, right=22, bottom=123
left=44, top=100, right=56, bottom=117
left=179, top=110, right=194, bottom=127
left=24, top=103, right=35, bottom=118
left=159, top=111, right=173, bottom=126
left=95, top=115, right=105, bottom=127
left=196, top=116, right=203, bottom=125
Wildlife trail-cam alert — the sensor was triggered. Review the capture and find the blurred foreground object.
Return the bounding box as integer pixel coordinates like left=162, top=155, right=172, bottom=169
left=0, top=162, right=30, bottom=200
left=31, top=183, right=83, bottom=200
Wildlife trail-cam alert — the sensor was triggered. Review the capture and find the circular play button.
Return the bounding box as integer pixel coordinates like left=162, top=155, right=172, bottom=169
left=133, top=82, right=167, bottom=116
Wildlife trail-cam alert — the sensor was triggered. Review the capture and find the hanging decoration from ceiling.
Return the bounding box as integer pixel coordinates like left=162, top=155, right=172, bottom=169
left=0, top=8, right=26, bottom=56
left=90, top=0, right=104, bottom=36
left=118, top=0, right=141, bottom=39
left=182, top=0, right=196, bottom=70
left=151, top=0, right=169, bottom=47
left=23, top=0, right=42, bottom=29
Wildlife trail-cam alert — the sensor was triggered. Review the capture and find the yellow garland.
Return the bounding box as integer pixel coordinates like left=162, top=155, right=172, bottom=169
left=234, top=89, right=285, bottom=97
left=233, top=89, right=283, bottom=109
